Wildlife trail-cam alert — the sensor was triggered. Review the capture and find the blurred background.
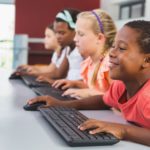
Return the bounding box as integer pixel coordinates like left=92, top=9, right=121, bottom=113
left=0, top=0, right=149, bottom=69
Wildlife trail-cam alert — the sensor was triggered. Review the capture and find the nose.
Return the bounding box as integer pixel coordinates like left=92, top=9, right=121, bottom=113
left=109, top=46, right=118, bottom=58
left=55, top=33, right=61, bottom=40
left=73, top=33, right=77, bottom=42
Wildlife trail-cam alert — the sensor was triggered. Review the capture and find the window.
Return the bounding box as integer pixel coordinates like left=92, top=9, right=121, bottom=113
left=119, top=0, right=145, bottom=19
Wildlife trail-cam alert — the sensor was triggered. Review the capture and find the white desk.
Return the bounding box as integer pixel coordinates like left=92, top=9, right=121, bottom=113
left=0, top=69, right=149, bottom=150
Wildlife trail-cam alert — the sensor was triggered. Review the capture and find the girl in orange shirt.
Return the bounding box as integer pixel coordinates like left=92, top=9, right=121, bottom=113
left=52, top=9, right=116, bottom=99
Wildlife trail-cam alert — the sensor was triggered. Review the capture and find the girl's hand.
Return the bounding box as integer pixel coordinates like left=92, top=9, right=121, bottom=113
left=36, top=75, right=53, bottom=84
left=62, top=88, right=92, bottom=99
left=28, top=95, right=62, bottom=107
left=52, top=79, right=75, bottom=90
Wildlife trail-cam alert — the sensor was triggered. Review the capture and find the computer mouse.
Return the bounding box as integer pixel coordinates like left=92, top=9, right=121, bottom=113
left=23, top=102, right=46, bottom=111
left=9, top=72, right=21, bottom=79
left=9, top=68, right=28, bottom=80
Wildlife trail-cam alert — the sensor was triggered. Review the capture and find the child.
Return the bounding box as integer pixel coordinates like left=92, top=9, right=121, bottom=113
left=52, top=9, right=116, bottom=99
left=15, top=9, right=84, bottom=82
left=18, top=24, right=63, bottom=76
left=36, top=9, right=84, bottom=83
left=28, top=20, right=150, bottom=146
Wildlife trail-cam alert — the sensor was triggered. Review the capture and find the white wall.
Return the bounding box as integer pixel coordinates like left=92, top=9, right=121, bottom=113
left=101, top=0, right=150, bottom=30
left=101, top=0, right=119, bottom=20
left=145, top=0, right=150, bottom=18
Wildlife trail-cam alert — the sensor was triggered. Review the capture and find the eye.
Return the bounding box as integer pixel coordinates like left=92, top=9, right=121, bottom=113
left=77, top=31, right=84, bottom=37
left=79, top=33, right=84, bottom=36
left=110, top=45, right=126, bottom=51
left=111, top=45, right=115, bottom=48
left=61, top=32, right=65, bottom=35
left=58, top=31, right=65, bottom=35
left=119, top=47, right=126, bottom=51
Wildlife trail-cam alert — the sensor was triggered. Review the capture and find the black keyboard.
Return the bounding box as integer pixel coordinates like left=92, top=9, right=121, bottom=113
left=39, top=106, right=119, bottom=146
left=21, top=75, right=50, bottom=87
left=32, top=86, right=76, bottom=100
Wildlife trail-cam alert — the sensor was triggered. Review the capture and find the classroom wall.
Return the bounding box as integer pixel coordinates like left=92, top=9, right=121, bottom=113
left=15, top=0, right=100, bottom=64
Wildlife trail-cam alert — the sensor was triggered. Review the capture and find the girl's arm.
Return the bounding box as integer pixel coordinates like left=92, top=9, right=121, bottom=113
left=28, top=95, right=110, bottom=110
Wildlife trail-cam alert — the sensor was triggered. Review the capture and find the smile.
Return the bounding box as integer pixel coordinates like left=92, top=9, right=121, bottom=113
left=108, top=61, right=119, bottom=69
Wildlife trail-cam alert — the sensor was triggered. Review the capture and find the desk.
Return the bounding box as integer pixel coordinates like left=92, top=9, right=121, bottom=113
left=0, top=69, right=149, bottom=150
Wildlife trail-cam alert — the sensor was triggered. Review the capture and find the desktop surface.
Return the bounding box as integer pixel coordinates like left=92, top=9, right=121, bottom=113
left=0, top=69, right=149, bottom=150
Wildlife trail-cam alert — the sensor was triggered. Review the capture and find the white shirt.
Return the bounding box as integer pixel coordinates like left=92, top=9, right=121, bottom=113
left=66, top=47, right=83, bottom=80
left=51, top=48, right=66, bottom=68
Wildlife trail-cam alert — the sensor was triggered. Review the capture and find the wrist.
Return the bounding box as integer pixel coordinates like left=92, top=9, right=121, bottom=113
left=119, top=124, right=128, bottom=140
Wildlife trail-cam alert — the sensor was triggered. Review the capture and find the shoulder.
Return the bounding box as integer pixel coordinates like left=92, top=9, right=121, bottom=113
left=103, top=80, right=125, bottom=107
left=106, top=80, right=125, bottom=95
left=137, top=80, right=150, bottom=115
left=61, top=47, right=68, bottom=54
left=137, top=92, right=150, bottom=126
left=69, top=47, right=83, bottom=59
left=80, top=57, right=92, bottom=72
left=51, top=52, right=58, bottom=62
left=138, top=80, right=150, bottom=104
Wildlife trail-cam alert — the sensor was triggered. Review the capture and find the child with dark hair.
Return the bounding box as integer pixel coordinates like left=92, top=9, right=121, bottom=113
left=36, top=8, right=84, bottom=83
left=15, top=9, right=84, bottom=82
left=28, top=20, right=150, bottom=146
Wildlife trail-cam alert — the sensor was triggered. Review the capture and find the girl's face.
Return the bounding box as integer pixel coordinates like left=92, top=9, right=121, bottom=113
left=74, top=18, right=102, bottom=57
left=109, top=26, right=145, bottom=81
left=44, top=28, right=59, bottom=50
left=53, top=21, right=75, bottom=48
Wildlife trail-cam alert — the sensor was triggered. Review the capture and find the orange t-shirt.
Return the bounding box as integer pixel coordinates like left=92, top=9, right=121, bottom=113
left=80, top=56, right=110, bottom=94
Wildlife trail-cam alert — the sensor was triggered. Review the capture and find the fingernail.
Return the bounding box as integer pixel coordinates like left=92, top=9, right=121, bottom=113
left=89, top=131, right=94, bottom=134
left=79, top=127, right=84, bottom=130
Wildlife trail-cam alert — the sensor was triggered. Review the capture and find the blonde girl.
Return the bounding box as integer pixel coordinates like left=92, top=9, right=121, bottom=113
left=53, top=9, right=116, bottom=99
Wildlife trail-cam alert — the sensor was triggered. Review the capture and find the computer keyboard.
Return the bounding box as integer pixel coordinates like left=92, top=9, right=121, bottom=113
left=32, top=86, right=76, bottom=100
left=39, top=106, right=120, bottom=146
left=21, top=75, right=50, bottom=87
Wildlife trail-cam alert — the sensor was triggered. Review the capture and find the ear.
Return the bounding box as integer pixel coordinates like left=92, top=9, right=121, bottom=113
left=143, top=54, right=150, bottom=68
left=97, top=33, right=106, bottom=44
